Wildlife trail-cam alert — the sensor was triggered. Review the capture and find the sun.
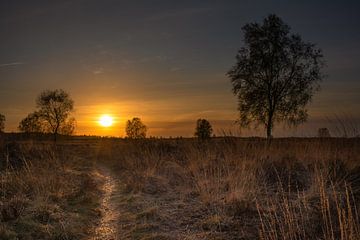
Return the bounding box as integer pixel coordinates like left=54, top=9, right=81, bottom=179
left=99, top=115, right=113, bottom=127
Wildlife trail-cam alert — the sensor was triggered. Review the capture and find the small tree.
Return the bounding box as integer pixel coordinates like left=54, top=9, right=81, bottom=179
left=0, top=114, right=5, bottom=132
left=125, top=117, right=147, bottom=139
left=227, top=14, right=324, bottom=138
left=195, top=119, right=213, bottom=139
left=36, top=89, right=74, bottom=141
left=318, top=128, right=331, bottom=138
left=18, top=111, right=44, bottom=133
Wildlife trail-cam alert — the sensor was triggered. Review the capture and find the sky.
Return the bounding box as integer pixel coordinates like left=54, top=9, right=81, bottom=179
left=0, top=0, right=359, bottom=137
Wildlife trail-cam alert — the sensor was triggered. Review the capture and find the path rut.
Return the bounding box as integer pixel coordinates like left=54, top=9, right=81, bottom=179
left=91, top=167, right=119, bottom=240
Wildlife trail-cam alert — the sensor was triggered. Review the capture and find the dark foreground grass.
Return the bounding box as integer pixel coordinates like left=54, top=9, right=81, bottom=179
left=98, top=138, right=360, bottom=240
left=1, top=137, right=360, bottom=239
left=0, top=140, right=102, bottom=239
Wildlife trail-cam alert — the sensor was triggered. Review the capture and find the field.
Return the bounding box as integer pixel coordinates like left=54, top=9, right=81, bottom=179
left=1, top=136, right=360, bottom=239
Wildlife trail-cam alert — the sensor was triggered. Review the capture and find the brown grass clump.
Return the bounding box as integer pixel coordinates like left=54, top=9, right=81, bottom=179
left=0, top=140, right=101, bottom=239
left=1, top=137, right=359, bottom=239
left=98, top=138, right=360, bottom=239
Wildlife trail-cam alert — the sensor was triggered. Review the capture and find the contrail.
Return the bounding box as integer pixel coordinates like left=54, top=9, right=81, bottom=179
left=0, top=62, right=25, bottom=68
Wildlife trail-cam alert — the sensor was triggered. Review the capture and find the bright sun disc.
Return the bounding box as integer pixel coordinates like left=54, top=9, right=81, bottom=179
left=99, top=115, right=113, bottom=127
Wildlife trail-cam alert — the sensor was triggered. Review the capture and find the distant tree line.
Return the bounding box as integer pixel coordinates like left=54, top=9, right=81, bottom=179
left=123, top=117, right=214, bottom=140
left=7, top=89, right=214, bottom=140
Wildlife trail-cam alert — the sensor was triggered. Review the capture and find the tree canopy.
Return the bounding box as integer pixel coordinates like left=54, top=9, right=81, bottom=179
left=18, top=89, right=75, bottom=140
left=125, top=117, right=147, bottom=139
left=194, top=119, right=213, bottom=139
left=36, top=89, right=74, bottom=140
left=227, top=14, right=324, bottom=138
left=18, top=111, right=44, bottom=133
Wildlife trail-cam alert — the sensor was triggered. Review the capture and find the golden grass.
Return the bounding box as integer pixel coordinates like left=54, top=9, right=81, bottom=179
left=97, top=138, right=360, bottom=239
left=0, top=140, right=101, bottom=239
left=1, top=137, right=359, bottom=239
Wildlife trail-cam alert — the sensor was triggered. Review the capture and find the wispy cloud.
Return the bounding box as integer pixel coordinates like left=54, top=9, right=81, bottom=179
left=93, top=67, right=105, bottom=75
left=0, top=62, right=25, bottom=68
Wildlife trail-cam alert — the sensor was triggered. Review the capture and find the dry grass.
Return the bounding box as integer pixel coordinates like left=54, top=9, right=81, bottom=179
left=97, top=138, right=360, bottom=239
left=1, top=137, right=359, bottom=239
left=0, top=140, right=101, bottom=239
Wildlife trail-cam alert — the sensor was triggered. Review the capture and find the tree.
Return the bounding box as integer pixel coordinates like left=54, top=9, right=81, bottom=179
left=227, top=14, right=324, bottom=138
left=318, top=128, right=331, bottom=138
left=125, top=117, right=147, bottom=139
left=194, top=119, right=213, bottom=139
left=18, top=111, right=44, bottom=133
left=0, top=114, right=5, bottom=132
left=58, top=117, right=76, bottom=136
left=36, top=89, right=75, bottom=141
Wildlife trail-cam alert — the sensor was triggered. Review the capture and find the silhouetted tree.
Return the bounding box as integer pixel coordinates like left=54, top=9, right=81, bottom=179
left=318, top=128, right=331, bottom=138
left=228, top=14, right=324, bottom=138
left=0, top=113, right=5, bottom=132
left=59, top=117, right=76, bottom=135
left=195, top=119, right=213, bottom=139
left=125, top=117, right=147, bottom=139
left=36, top=89, right=75, bottom=141
left=18, top=111, right=44, bottom=133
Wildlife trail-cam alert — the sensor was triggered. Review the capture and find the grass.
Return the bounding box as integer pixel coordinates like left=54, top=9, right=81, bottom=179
left=0, top=140, right=101, bottom=239
left=1, top=136, right=359, bottom=239
left=98, top=138, right=360, bottom=239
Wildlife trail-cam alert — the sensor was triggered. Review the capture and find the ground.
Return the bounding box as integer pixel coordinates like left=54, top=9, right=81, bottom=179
left=1, top=137, right=360, bottom=239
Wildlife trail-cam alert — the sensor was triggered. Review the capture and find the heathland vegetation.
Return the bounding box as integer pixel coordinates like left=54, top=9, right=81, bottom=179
left=1, top=137, right=359, bottom=239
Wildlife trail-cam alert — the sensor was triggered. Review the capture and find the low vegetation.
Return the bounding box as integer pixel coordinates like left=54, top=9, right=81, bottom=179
left=1, top=136, right=359, bottom=239
left=99, top=137, right=360, bottom=239
left=0, top=139, right=101, bottom=239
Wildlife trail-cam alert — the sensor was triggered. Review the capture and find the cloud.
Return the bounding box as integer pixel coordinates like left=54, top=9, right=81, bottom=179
left=81, top=63, right=106, bottom=75
left=93, top=67, right=105, bottom=75
left=0, top=62, right=25, bottom=68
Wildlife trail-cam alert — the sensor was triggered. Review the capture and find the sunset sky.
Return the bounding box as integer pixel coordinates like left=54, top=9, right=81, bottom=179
left=1, top=0, right=359, bottom=137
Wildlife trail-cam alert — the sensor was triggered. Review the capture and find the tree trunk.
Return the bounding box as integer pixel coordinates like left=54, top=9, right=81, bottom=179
left=54, top=124, right=59, bottom=143
left=266, top=111, right=273, bottom=139
left=266, top=124, right=272, bottom=138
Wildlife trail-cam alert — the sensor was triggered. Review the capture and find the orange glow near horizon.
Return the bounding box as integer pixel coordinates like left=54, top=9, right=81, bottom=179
left=98, top=115, right=114, bottom=127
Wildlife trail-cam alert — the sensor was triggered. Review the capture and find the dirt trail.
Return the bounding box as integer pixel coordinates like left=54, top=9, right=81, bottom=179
left=90, top=167, right=119, bottom=240
left=89, top=165, right=229, bottom=240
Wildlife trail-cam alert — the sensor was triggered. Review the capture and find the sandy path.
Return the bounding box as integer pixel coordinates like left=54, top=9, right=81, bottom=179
left=90, top=167, right=119, bottom=240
